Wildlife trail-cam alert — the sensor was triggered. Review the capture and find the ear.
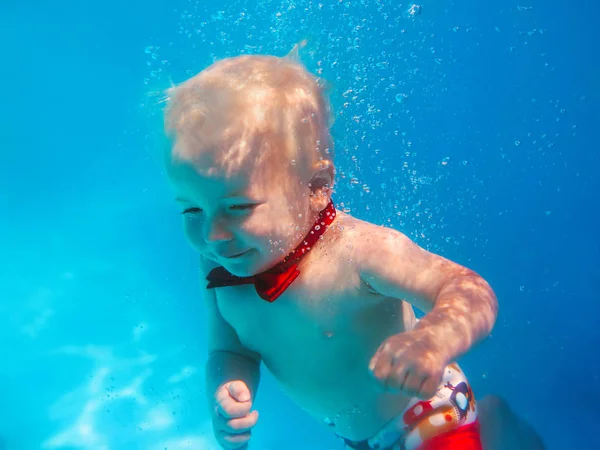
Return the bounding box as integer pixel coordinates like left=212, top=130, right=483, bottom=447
left=308, top=159, right=335, bottom=212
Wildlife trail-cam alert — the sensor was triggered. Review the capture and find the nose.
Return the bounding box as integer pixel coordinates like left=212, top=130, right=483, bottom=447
left=203, top=217, right=233, bottom=243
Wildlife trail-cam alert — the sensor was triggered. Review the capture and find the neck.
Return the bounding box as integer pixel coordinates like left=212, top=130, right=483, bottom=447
left=265, top=200, right=337, bottom=273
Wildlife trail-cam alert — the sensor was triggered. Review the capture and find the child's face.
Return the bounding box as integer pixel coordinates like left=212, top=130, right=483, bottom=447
left=166, top=137, right=314, bottom=277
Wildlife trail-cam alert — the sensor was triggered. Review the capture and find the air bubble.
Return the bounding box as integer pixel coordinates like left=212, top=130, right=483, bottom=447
left=395, top=93, right=408, bottom=103
left=408, top=4, right=422, bottom=17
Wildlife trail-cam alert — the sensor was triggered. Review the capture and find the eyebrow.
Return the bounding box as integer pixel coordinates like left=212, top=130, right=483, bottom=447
left=222, top=193, right=248, bottom=200
left=174, top=194, right=248, bottom=202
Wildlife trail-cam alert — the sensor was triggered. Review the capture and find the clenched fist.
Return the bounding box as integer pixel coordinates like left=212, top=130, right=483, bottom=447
left=369, top=330, right=448, bottom=400
left=212, top=380, right=259, bottom=449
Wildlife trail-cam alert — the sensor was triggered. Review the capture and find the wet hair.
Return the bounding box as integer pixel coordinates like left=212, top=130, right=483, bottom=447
left=164, top=52, right=333, bottom=178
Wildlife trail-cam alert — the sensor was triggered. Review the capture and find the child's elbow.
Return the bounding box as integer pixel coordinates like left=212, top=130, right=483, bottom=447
left=459, top=272, right=499, bottom=330
left=473, top=274, right=499, bottom=330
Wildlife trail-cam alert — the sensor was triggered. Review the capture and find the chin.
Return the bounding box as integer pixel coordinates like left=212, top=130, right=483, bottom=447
left=223, top=263, right=254, bottom=277
left=219, top=253, right=260, bottom=276
left=228, top=253, right=281, bottom=276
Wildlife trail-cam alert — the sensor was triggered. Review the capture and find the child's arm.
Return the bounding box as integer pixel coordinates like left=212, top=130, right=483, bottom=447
left=358, top=227, right=498, bottom=396
left=201, top=257, right=262, bottom=410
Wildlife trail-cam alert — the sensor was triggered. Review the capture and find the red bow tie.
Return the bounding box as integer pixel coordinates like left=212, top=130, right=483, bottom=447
left=205, top=201, right=337, bottom=302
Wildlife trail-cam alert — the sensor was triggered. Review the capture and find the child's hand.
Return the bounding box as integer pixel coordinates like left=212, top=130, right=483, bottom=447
left=368, top=330, right=447, bottom=400
left=212, top=380, right=259, bottom=449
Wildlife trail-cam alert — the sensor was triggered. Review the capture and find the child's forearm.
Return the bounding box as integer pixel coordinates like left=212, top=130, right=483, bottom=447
left=205, top=350, right=261, bottom=408
left=415, top=274, right=498, bottom=363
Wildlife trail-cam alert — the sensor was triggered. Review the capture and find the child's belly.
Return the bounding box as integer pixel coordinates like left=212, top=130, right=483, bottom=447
left=264, top=340, right=413, bottom=441
left=216, top=282, right=415, bottom=440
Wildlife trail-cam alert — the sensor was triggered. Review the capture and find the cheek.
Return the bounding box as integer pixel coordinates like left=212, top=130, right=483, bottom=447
left=241, top=206, right=303, bottom=247
left=237, top=214, right=272, bottom=242
left=182, top=217, right=204, bottom=250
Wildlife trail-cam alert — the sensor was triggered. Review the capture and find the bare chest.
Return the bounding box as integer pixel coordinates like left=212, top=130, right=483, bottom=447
left=215, top=263, right=374, bottom=360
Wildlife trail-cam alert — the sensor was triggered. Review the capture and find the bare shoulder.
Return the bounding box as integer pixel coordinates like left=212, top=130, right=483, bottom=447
left=333, top=213, right=414, bottom=279
left=336, top=212, right=412, bottom=254
left=337, top=213, right=474, bottom=311
left=340, top=213, right=455, bottom=275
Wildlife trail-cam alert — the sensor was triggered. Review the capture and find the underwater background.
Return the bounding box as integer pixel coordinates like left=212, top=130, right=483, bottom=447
left=1, top=0, right=598, bottom=449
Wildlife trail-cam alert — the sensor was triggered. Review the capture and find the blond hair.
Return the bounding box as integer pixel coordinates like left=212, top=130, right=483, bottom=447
left=164, top=52, right=333, bottom=177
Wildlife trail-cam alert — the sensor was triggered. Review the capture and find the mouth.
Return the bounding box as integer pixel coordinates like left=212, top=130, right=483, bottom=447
left=220, top=249, right=250, bottom=260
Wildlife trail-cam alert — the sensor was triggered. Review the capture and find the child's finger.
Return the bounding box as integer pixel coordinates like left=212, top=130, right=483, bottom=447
left=218, top=430, right=251, bottom=448
left=227, top=381, right=251, bottom=402
left=368, top=353, right=393, bottom=385
left=224, top=410, right=259, bottom=434
left=385, top=364, right=409, bottom=392
left=399, top=371, right=426, bottom=397
left=215, top=395, right=252, bottom=419
left=417, top=376, right=440, bottom=400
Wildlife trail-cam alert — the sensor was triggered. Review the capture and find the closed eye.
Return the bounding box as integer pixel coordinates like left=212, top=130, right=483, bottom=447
left=229, top=204, right=256, bottom=210
left=181, top=207, right=202, bottom=214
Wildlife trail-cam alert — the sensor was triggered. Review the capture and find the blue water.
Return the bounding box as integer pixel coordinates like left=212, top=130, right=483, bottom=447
left=1, top=0, right=598, bottom=449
